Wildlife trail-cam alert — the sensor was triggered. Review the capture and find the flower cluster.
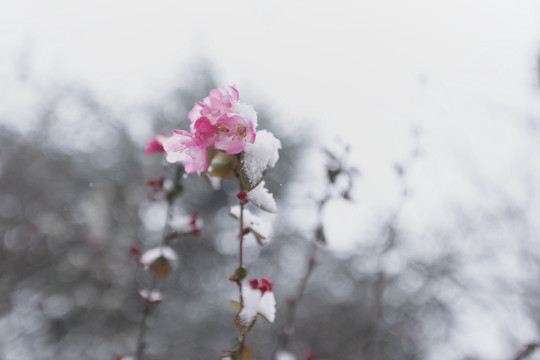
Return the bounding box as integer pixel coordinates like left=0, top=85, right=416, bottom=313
left=158, top=86, right=257, bottom=173
left=237, top=277, right=276, bottom=329
left=142, top=85, right=281, bottom=360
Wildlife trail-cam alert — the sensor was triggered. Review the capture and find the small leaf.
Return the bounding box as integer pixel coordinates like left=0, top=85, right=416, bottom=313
left=235, top=267, right=247, bottom=281
left=251, top=229, right=267, bottom=246
left=209, top=152, right=238, bottom=178
left=241, top=346, right=253, bottom=360
left=229, top=337, right=241, bottom=351
left=239, top=152, right=266, bottom=191
left=150, top=256, right=172, bottom=277
left=230, top=300, right=241, bottom=310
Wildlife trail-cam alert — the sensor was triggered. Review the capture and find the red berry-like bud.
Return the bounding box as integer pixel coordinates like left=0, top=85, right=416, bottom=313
left=190, top=212, right=198, bottom=225
left=305, top=350, right=315, bottom=360
left=249, top=278, right=259, bottom=289
left=237, top=191, right=248, bottom=201
left=129, top=244, right=141, bottom=255
left=146, top=177, right=165, bottom=189
left=260, top=277, right=273, bottom=292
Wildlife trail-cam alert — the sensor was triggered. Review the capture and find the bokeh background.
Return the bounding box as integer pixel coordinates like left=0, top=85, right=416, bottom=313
left=1, top=1, right=540, bottom=359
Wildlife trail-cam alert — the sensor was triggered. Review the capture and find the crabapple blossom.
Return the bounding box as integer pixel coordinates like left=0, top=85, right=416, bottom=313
left=143, top=134, right=167, bottom=154
left=188, top=85, right=239, bottom=124
left=213, top=113, right=256, bottom=154
left=163, top=129, right=207, bottom=173
left=192, top=111, right=256, bottom=154
left=192, top=116, right=219, bottom=147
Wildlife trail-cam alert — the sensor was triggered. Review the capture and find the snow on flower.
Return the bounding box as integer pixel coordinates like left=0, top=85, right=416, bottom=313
left=247, top=181, right=277, bottom=213
left=238, top=277, right=276, bottom=327
left=170, top=212, right=203, bottom=236
left=276, top=351, right=297, bottom=360
left=139, top=245, right=178, bottom=268
left=241, top=130, right=282, bottom=186
left=230, top=101, right=258, bottom=129
left=144, top=134, right=167, bottom=154
left=230, top=205, right=272, bottom=244
left=138, top=289, right=163, bottom=304
left=163, top=129, right=208, bottom=173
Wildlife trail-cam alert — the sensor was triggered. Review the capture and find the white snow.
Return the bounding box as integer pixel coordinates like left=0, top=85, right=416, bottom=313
left=230, top=205, right=272, bottom=243
left=169, top=213, right=203, bottom=234
left=238, top=285, right=276, bottom=326
left=275, top=351, right=296, bottom=360
left=139, top=245, right=178, bottom=267
left=138, top=289, right=163, bottom=303
left=257, top=291, right=276, bottom=323
left=241, top=130, right=282, bottom=186
left=247, top=181, right=277, bottom=213
left=231, top=101, right=258, bottom=129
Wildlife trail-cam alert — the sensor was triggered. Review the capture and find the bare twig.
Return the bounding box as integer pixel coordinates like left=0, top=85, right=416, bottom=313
left=513, top=343, right=540, bottom=360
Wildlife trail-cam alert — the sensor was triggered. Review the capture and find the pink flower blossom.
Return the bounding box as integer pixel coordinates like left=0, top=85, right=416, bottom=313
left=163, top=130, right=208, bottom=173
left=192, top=113, right=256, bottom=154
left=192, top=116, right=219, bottom=147
left=143, top=134, right=167, bottom=154
left=188, top=86, right=239, bottom=124
left=214, top=113, right=256, bottom=154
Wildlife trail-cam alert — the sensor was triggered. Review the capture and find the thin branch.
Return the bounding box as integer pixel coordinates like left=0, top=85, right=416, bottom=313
left=514, top=343, right=540, bottom=360
left=134, top=275, right=158, bottom=360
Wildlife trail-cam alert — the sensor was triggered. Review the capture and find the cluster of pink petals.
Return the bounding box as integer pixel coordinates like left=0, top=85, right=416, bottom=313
left=188, top=86, right=239, bottom=124
left=143, top=134, right=167, bottom=154
left=160, top=86, right=256, bottom=173
left=163, top=130, right=207, bottom=174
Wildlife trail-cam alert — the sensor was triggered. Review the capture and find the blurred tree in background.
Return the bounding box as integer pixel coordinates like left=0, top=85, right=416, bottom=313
left=0, top=64, right=539, bottom=360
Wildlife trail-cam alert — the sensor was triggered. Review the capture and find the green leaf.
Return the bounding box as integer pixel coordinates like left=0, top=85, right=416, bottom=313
left=209, top=151, right=238, bottom=178
left=230, top=300, right=241, bottom=310
left=229, top=337, right=241, bottom=351
left=239, top=151, right=266, bottom=191
left=235, top=267, right=247, bottom=281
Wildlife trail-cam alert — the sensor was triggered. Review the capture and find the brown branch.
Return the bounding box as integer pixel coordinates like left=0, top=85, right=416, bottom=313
left=514, top=343, right=540, bottom=360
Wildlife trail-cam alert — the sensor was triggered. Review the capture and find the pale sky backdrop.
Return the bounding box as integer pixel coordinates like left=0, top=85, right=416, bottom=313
left=1, top=0, right=540, bottom=359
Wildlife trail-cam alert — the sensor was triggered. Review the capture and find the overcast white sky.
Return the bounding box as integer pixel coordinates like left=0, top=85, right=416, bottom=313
left=1, top=1, right=540, bottom=358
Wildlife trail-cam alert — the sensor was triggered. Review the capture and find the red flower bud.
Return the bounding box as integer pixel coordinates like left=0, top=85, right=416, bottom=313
left=129, top=244, right=141, bottom=255
left=237, top=191, right=248, bottom=201
left=259, top=277, right=273, bottom=293
left=249, top=278, right=259, bottom=289
left=305, top=350, right=315, bottom=360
